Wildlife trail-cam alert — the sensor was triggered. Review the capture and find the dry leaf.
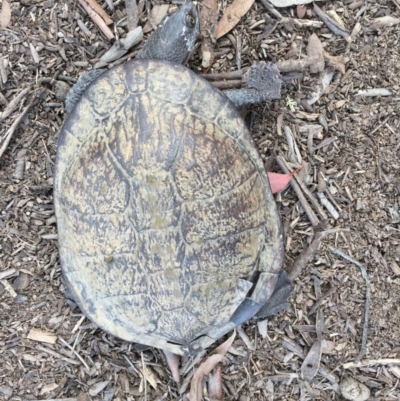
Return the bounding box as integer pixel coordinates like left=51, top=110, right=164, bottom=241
left=0, top=0, right=11, bottom=28
left=89, top=380, right=110, bottom=396
left=27, top=328, right=57, bottom=344
left=267, top=167, right=303, bottom=194
left=208, top=366, right=223, bottom=400
left=188, top=354, right=223, bottom=401
left=301, top=341, right=322, bottom=381
left=189, top=331, right=235, bottom=401
left=216, top=0, right=255, bottom=39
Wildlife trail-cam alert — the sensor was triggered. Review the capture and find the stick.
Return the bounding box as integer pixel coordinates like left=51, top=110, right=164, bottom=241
left=212, top=79, right=242, bottom=90
left=330, top=248, right=370, bottom=363
left=0, top=101, right=32, bottom=159
left=317, top=192, right=339, bottom=220
left=0, top=87, right=31, bottom=122
left=343, top=358, right=400, bottom=369
left=84, top=0, right=113, bottom=25
left=77, top=0, right=114, bottom=40
left=276, top=156, right=320, bottom=227
left=313, top=3, right=349, bottom=38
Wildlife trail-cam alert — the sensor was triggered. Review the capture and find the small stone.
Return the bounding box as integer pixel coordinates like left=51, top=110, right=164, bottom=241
left=13, top=295, right=28, bottom=303
left=54, top=80, right=71, bottom=101
left=340, top=376, right=370, bottom=401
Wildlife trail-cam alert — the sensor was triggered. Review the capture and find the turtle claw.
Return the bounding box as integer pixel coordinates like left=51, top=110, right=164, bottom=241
left=223, top=61, right=282, bottom=108
left=243, top=61, right=282, bottom=100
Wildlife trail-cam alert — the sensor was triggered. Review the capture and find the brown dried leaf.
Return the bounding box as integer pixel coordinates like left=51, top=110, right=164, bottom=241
left=189, top=332, right=235, bottom=401
left=300, top=340, right=322, bottom=381
left=188, top=354, right=224, bottom=401
left=216, top=0, right=255, bottom=39
left=0, top=0, right=11, bottom=28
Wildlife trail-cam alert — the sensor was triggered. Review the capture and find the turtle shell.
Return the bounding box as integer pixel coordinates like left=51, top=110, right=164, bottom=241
left=54, top=59, right=284, bottom=356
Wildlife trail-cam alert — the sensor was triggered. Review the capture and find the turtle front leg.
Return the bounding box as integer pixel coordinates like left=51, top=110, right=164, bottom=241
left=224, top=61, right=282, bottom=109
left=65, top=69, right=106, bottom=114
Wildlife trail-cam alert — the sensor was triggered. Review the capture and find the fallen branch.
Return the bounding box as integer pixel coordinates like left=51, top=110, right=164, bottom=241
left=330, top=247, right=370, bottom=363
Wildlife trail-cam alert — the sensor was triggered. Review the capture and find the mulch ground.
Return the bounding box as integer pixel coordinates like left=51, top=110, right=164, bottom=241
left=1, top=0, right=400, bottom=400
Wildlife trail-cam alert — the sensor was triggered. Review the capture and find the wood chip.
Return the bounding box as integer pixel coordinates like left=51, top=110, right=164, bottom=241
left=27, top=328, right=57, bottom=344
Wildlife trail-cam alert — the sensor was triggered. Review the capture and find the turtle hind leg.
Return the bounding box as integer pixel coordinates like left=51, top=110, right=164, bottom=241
left=229, top=270, right=292, bottom=325
left=223, top=61, right=282, bottom=109
left=65, top=69, right=106, bottom=114
left=254, top=270, right=292, bottom=319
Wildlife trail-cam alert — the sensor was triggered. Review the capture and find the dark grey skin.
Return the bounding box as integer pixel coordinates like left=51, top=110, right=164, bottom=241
left=66, top=2, right=282, bottom=114
left=65, top=2, right=291, bottom=322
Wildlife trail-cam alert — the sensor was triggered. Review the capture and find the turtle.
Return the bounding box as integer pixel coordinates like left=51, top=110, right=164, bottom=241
left=54, top=2, right=292, bottom=357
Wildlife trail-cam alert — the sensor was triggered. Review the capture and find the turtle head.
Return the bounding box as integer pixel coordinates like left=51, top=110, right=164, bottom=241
left=137, top=2, right=200, bottom=64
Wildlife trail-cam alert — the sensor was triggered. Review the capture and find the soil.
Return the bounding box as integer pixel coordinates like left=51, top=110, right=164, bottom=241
left=1, top=1, right=400, bottom=400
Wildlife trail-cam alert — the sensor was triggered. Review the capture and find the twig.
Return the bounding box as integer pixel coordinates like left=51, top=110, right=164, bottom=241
left=0, top=268, right=17, bottom=280
left=357, top=88, right=392, bottom=97
left=237, top=325, right=255, bottom=351
left=313, top=3, right=350, bottom=38
left=212, top=80, right=242, bottom=90
left=0, top=101, right=33, bottom=159
left=36, top=345, right=80, bottom=365
left=77, top=0, right=114, bottom=40
left=330, top=248, right=370, bottom=363
left=258, top=0, right=282, bottom=19
left=293, top=174, right=329, bottom=221
left=125, top=0, right=139, bottom=31
left=84, top=0, right=113, bottom=24
left=276, top=55, right=322, bottom=73
left=200, top=69, right=243, bottom=81
left=276, top=156, right=320, bottom=227
left=343, top=358, right=400, bottom=369
left=58, top=337, right=90, bottom=371
left=0, top=86, right=31, bottom=122
left=141, top=352, right=148, bottom=401
left=317, top=192, right=339, bottom=220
